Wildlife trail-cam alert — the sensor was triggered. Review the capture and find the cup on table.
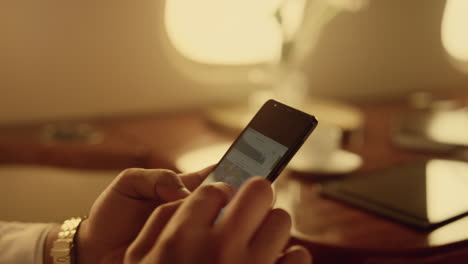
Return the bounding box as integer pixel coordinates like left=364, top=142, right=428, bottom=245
left=291, top=122, right=343, bottom=170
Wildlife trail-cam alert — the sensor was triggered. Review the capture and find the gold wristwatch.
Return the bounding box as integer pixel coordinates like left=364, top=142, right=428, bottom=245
left=50, top=217, right=86, bottom=264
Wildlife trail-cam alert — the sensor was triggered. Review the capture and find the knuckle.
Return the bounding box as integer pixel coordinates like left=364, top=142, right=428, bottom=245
left=163, top=223, right=192, bottom=245
left=118, top=168, right=179, bottom=185
left=198, top=184, right=228, bottom=201
left=159, top=232, right=186, bottom=255
left=124, top=245, right=142, bottom=264
left=157, top=202, right=174, bottom=212
left=152, top=201, right=177, bottom=216
left=271, top=208, right=292, bottom=230
left=155, top=169, right=178, bottom=179
left=273, top=208, right=291, bottom=223
left=119, top=168, right=143, bottom=179
left=155, top=169, right=182, bottom=186
left=116, top=168, right=144, bottom=187
left=160, top=235, right=178, bottom=249
left=157, top=232, right=197, bottom=263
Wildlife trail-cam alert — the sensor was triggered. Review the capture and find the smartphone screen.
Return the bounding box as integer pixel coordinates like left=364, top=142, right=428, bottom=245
left=203, top=100, right=317, bottom=189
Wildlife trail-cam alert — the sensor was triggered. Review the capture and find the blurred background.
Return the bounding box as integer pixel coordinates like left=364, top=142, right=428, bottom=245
left=1, top=0, right=467, bottom=124
left=2, top=1, right=468, bottom=262
left=1, top=0, right=468, bottom=253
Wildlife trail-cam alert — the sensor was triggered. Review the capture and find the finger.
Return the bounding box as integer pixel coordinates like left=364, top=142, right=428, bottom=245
left=249, top=208, right=292, bottom=262
left=216, top=177, right=273, bottom=243
left=178, top=164, right=216, bottom=191
left=164, top=182, right=234, bottom=231
left=112, top=168, right=190, bottom=202
left=125, top=200, right=183, bottom=262
left=276, top=245, right=312, bottom=264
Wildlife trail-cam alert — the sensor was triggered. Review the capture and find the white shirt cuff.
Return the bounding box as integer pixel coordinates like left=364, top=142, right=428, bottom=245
left=0, top=221, right=53, bottom=264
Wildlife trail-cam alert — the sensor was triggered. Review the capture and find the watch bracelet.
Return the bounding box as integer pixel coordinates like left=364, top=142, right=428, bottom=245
left=50, top=216, right=86, bottom=264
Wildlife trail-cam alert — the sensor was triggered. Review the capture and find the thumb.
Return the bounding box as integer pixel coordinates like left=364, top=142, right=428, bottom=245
left=112, top=168, right=190, bottom=202
left=178, top=164, right=216, bottom=191
left=156, top=180, right=191, bottom=202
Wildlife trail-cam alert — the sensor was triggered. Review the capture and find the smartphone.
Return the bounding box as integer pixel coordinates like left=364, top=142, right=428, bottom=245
left=203, top=99, right=318, bottom=189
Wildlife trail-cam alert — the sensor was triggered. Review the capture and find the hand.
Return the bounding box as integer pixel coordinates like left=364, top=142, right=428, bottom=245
left=75, top=166, right=214, bottom=264
left=124, top=177, right=312, bottom=264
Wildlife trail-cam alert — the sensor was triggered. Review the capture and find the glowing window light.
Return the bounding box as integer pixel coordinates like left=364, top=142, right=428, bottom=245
left=164, top=0, right=306, bottom=65
left=441, top=0, right=468, bottom=71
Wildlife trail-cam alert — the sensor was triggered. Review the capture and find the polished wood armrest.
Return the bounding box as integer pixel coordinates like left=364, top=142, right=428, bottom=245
left=0, top=112, right=230, bottom=170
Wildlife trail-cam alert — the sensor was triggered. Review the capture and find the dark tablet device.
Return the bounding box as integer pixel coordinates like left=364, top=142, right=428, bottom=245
left=203, top=99, right=317, bottom=189
left=321, top=159, right=468, bottom=230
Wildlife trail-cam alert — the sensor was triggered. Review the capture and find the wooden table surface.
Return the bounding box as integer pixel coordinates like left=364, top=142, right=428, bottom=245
left=1, top=92, right=468, bottom=264
left=274, top=99, right=468, bottom=264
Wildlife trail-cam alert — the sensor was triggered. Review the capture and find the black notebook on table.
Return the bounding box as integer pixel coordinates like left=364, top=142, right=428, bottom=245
left=321, top=159, right=468, bottom=230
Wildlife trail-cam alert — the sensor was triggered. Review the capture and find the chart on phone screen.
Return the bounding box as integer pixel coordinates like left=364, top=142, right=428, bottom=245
left=211, top=128, right=288, bottom=189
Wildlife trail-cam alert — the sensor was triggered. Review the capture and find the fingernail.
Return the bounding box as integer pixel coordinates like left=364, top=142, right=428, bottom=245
left=156, top=185, right=191, bottom=200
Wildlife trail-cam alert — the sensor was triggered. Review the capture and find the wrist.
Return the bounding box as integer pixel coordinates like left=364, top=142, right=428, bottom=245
left=75, top=219, right=102, bottom=264
left=44, top=217, right=87, bottom=264
left=75, top=219, right=91, bottom=264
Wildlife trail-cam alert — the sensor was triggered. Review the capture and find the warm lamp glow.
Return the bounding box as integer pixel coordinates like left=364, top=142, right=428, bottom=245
left=164, top=0, right=306, bottom=65
left=426, top=159, right=468, bottom=223
left=165, top=0, right=281, bottom=65
left=442, top=0, right=468, bottom=71
left=426, top=109, right=468, bottom=146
